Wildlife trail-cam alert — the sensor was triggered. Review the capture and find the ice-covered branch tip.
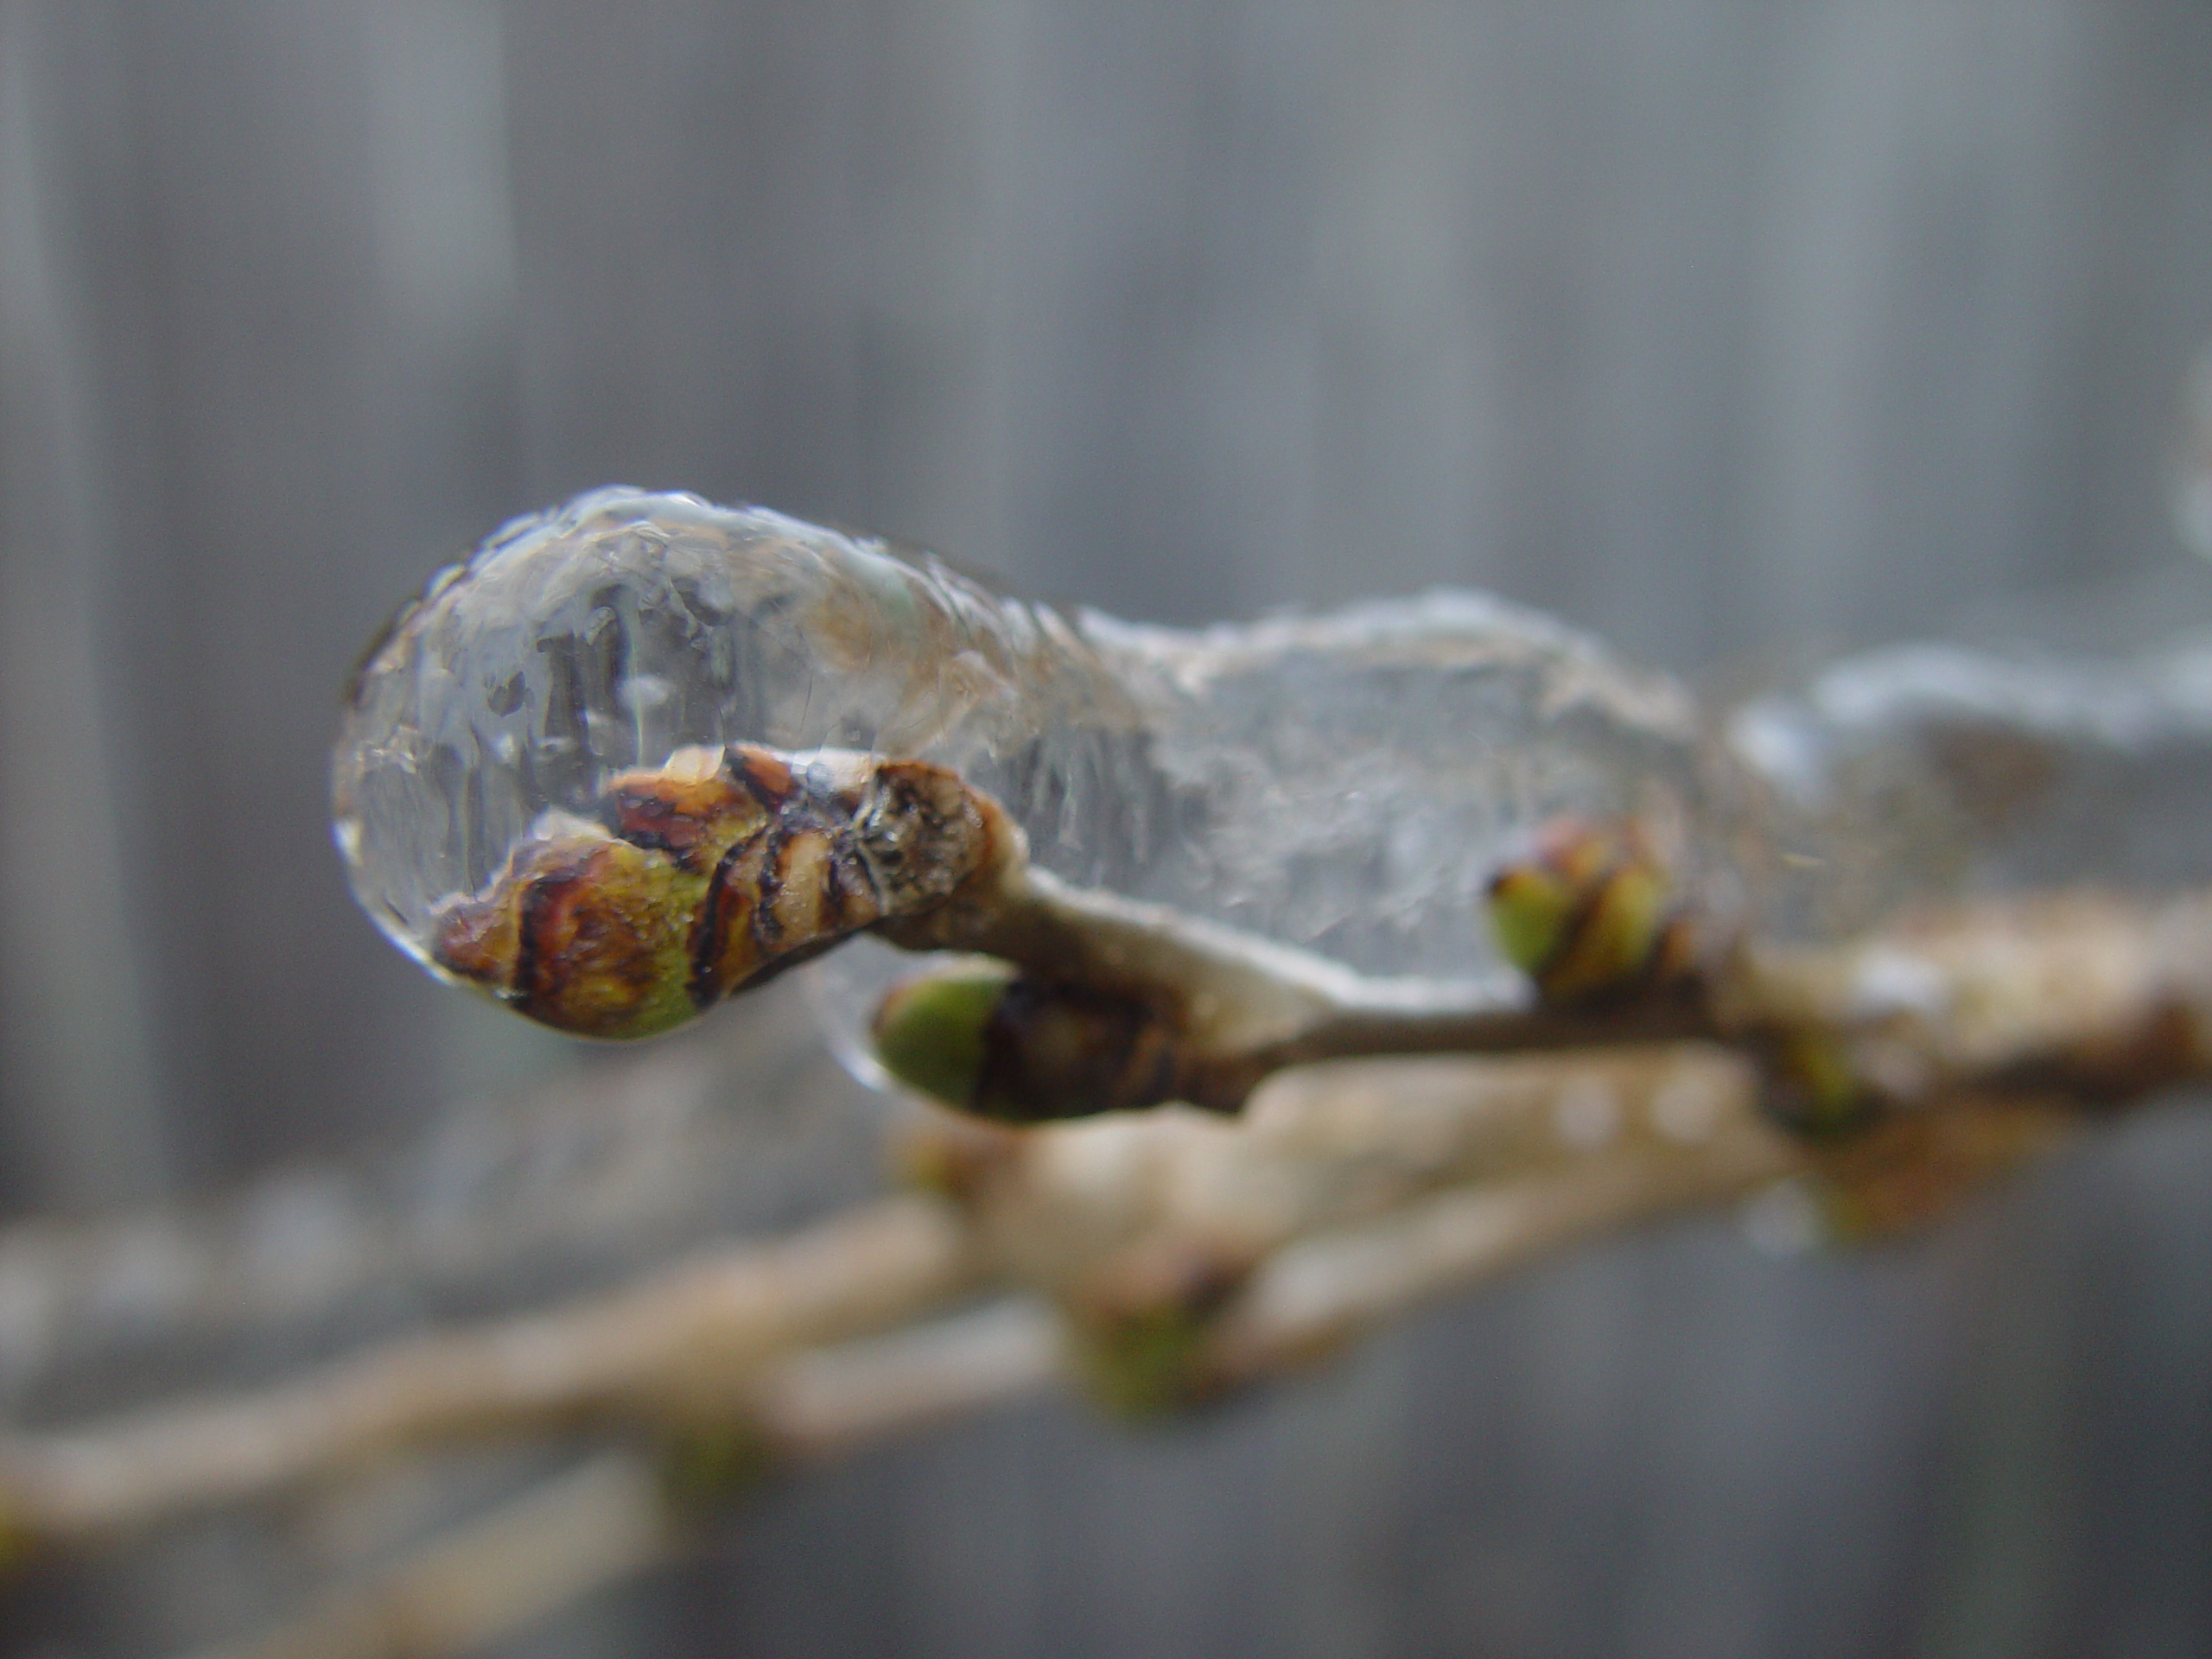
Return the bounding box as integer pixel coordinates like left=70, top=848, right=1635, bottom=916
left=869, top=869, right=2212, bottom=1127
left=421, top=731, right=1701, bottom=1103
left=335, top=487, right=1719, bottom=1056
left=874, top=814, right=1707, bottom=1121
left=335, top=486, right=2212, bottom=1118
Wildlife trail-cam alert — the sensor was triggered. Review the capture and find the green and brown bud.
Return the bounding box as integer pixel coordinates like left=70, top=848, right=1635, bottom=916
left=657, top=1416, right=779, bottom=1516
left=434, top=832, right=709, bottom=1039
left=432, top=744, right=995, bottom=1039
left=872, top=963, right=1219, bottom=1123
left=1759, top=1024, right=1881, bottom=1138
left=872, top=959, right=1020, bottom=1111
left=1068, top=1241, right=1253, bottom=1416
left=1486, top=817, right=1686, bottom=1005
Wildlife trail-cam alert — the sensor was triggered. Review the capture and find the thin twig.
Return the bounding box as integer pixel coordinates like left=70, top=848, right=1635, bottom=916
left=193, top=1451, right=676, bottom=1659
left=7, top=1045, right=1753, bottom=1543
left=0, top=1014, right=2080, bottom=1547
left=1208, top=1112, right=1799, bottom=1380
left=194, top=1300, right=1070, bottom=1659
left=1, top=1195, right=980, bottom=1544
left=177, top=1123, right=1803, bottom=1659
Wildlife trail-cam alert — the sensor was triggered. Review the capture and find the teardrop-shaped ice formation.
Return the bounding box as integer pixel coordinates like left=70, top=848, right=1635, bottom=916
left=334, top=487, right=1718, bottom=1035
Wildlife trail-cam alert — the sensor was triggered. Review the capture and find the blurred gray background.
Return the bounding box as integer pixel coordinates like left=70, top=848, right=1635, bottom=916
left=3, top=1, right=2211, bottom=1655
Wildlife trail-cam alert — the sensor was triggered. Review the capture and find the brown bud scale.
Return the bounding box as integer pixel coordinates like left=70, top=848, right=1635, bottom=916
left=429, top=745, right=993, bottom=1039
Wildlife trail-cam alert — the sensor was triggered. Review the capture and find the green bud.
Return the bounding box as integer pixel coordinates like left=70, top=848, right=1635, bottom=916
left=658, top=1419, right=777, bottom=1515
left=871, top=959, right=1019, bottom=1110
left=1072, top=1247, right=1249, bottom=1416
left=1486, top=865, right=1579, bottom=979
left=1764, top=1027, right=1878, bottom=1138
left=1486, top=817, right=1681, bottom=1004
left=1541, top=860, right=1669, bottom=1001
left=1078, top=1303, right=1218, bottom=1417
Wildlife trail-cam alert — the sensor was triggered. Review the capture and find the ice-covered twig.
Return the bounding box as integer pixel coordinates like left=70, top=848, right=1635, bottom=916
left=339, top=492, right=1723, bottom=1059
left=875, top=834, right=2212, bottom=1124
left=418, top=736, right=1706, bottom=1089
left=337, top=490, right=2212, bottom=1114
left=874, top=831, right=1714, bottom=1121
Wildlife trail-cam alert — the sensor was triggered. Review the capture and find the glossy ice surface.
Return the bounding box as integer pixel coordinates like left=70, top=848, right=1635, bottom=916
left=334, top=488, right=1716, bottom=1006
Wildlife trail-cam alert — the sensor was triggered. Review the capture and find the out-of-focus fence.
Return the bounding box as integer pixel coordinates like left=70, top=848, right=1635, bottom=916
left=3, top=3, right=2211, bottom=1654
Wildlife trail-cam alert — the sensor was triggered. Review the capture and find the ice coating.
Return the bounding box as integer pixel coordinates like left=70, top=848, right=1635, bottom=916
left=1728, top=629, right=2212, bottom=938
left=335, top=488, right=1113, bottom=975
left=1084, top=601, right=1714, bottom=978
left=334, top=487, right=1718, bottom=1027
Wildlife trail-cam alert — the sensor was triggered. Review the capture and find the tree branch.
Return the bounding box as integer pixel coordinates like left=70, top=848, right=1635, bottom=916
left=0, top=1196, right=980, bottom=1545
left=0, top=886, right=2202, bottom=1653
